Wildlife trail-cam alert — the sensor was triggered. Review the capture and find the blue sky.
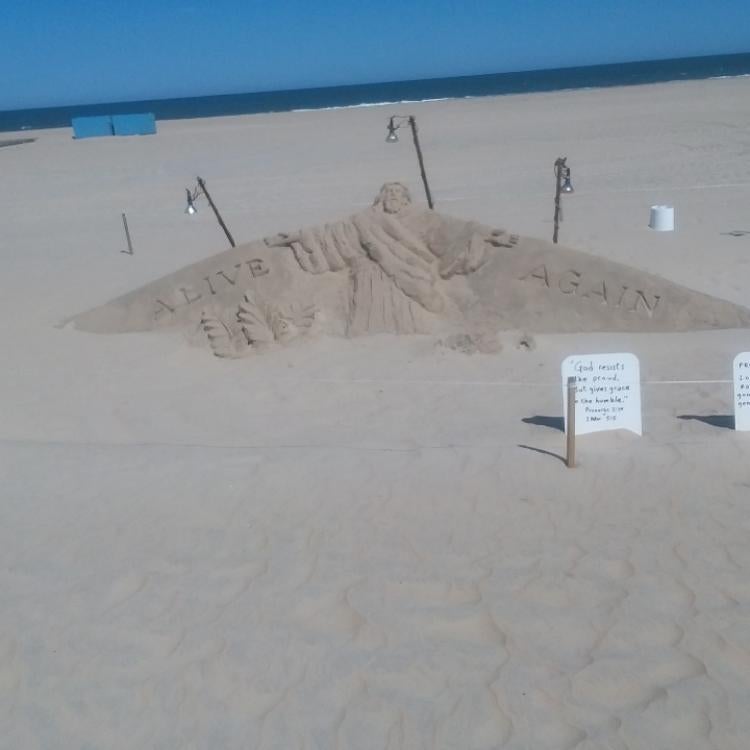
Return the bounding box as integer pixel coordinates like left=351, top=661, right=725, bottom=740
left=2, top=0, right=749, bottom=110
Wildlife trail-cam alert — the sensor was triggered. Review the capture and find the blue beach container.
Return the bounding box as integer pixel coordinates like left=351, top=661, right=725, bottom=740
left=112, top=113, right=157, bottom=136
left=71, top=116, right=114, bottom=138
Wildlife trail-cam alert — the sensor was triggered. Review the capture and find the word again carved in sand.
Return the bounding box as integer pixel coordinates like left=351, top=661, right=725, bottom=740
left=69, top=182, right=750, bottom=357
left=519, top=265, right=661, bottom=318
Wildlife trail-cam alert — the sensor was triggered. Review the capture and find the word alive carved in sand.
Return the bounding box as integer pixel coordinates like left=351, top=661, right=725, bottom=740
left=733, top=353, right=750, bottom=431
left=70, top=182, right=750, bottom=357
left=562, top=353, right=643, bottom=435
left=154, top=258, right=270, bottom=318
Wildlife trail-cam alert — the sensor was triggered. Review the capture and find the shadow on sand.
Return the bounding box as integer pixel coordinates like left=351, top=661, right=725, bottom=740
left=517, top=444, right=567, bottom=465
left=677, top=414, right=735, bottom=430
left=520, top=416, right=568, bottom=464
left=0, top=138, right=36, bottom=149
left=522, top=415, right=565, bottom=432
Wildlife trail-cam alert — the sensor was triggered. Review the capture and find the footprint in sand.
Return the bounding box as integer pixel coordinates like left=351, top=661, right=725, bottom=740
left=573, top=555, right=635, bottom=582
left=434, top=693, right=512, bottom=750
left=571, top=651, right=706, bottom=712
left=706, top=627, right=750, bottom=682
left=383, top=579, right=482, bottom=607
left=102, top=570, right=149, bottom=611
left=514, top=574, right=573, bottom=608
left=336, top=700, right=407, bottom=750
left=208, top=560, right=269, bottom=608
left=524, top=719, right=586, bottom=750
left=67, top=624, right=186, bottom=679
left=599, top=615, right=684, bottom=651
left=496, top=685, right=585, bottom=750
left=292, top=587, right=385, bottom=648
left=381, top=579, right=506, bottom=649
left=494, top=610, right=603, bottom=671
left=0, top=635, right=21, bottom=699
left=627, top=574, right=697, bottom=617
left=619, top=690, right=712, bottom=750
left=423, top=608, right=507, bottom=648
left=369, top=665, right=447, bottom=702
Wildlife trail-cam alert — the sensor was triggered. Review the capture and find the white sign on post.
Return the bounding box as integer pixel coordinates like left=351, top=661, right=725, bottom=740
left=733, top=353, right=750, bottom=431
left=561, top=353, right=642, bottom=435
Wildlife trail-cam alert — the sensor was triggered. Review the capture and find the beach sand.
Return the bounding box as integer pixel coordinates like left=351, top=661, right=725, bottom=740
left=2, top=77, right=750, bottom=748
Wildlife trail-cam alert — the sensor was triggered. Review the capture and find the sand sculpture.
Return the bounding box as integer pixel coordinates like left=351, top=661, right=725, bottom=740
left=71, top=182, right=750, bottom=356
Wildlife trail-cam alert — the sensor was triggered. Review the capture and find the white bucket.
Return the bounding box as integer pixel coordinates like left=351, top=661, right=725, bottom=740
left=649, top=205, right=675, bottom=231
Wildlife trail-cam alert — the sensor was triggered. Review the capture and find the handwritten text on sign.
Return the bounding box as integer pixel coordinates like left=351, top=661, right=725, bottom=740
left=733, top=353, right=750, bottom=431
left=561, top=353, right=642, bottom=435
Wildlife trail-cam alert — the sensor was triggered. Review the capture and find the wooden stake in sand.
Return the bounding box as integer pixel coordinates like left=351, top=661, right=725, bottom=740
left=566, top=376, right=576, bottom=468
left=121, top=212, right=134, bottom=255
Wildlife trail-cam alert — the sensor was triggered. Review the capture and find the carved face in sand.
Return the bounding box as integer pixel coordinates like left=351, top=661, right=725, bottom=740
left=374, top=182, right=412, bottom=214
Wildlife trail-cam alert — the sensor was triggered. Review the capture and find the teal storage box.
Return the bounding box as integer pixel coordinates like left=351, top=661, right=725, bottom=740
left=71, top=116, right=114, bottom=138
left=112, top=113, right=157, bottom=136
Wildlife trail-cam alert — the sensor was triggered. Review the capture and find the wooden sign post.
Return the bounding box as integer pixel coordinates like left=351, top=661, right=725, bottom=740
left=566, top=376, right=576, bottom=468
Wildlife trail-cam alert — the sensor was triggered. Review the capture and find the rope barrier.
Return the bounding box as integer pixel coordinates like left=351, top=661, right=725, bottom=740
left=0, top=376, right=741, bottom=453
left=232, top=377, right=733, bottom=387
left=0, top=432, right=740, bottom=453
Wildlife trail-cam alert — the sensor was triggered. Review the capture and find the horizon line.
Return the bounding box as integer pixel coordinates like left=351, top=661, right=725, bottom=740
left=3, top=49, right=749, bottom=115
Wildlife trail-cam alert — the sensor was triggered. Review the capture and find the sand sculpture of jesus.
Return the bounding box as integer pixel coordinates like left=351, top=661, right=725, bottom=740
left=264, top=182, right=518, bottom=335
left=70, top=181, right=750, bottom=357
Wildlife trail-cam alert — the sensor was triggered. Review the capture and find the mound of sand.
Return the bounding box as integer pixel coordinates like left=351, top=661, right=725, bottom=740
left=71, top=182, right=750, bottom=357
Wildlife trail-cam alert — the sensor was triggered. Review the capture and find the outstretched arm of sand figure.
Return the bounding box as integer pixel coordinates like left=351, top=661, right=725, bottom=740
left=439, top=228, right=520, bottom=279
left=265, top=229, right=329, bottom=274
left=265, top=223, right=355, bottom=274
left=486, top=228, right=520, bottom=248
left=265, top=231, right=301, bottom=246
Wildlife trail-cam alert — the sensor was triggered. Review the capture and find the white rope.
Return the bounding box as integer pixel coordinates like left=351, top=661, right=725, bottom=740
left=237, top=377, right=733, bottom=387
left=0, top=433, right=736, bottom=453
left=0, top=380, right=738, bottom=452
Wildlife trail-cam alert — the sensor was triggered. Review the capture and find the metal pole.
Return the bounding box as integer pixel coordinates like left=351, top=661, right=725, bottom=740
left=121, top=212, right=134, bottom=254
left=553, top=158, right=564, bottom=244
left=197, top=176, right=236, bottom=248
left=566, top=376, right=576, bottom=468
left=408, top=117, right=434, bottom=210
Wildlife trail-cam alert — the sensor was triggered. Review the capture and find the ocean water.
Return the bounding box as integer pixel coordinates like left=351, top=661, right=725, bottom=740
left=1, top=52, right=749, bottom=133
